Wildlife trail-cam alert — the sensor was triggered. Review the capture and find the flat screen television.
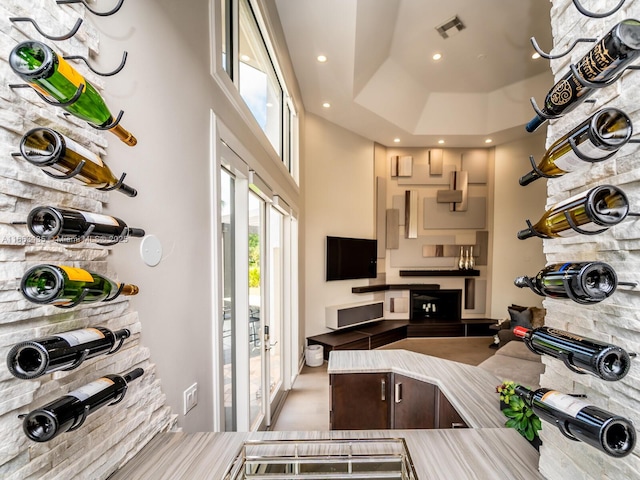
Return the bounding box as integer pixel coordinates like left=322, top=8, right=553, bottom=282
left=326, top=236, right=377, bottom=281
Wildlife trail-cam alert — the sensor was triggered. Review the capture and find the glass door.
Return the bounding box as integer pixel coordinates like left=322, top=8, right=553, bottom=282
left=248, top=191, right=264, bottom=428
left=266, top=206, right=284, bottom=424
left=220, top=168, right=236, bottom=431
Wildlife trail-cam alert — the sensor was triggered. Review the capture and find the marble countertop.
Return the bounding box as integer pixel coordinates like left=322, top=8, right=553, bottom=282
left=328, top=349, right=507, bottom=429
left=110, top=350, right=543, bottom=479
left=110, top=429, right=543, bottom=480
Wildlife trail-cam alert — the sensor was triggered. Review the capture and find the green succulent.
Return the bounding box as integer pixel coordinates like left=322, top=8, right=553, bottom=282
left=498, top=383, right=542, bottom=442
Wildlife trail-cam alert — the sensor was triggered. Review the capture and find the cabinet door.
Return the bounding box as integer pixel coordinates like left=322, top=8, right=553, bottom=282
left=330, top=373, right=390, bottom=430
left=437, top=390, right=468, bottom=429
left=392, top=374, right=436, bottom=429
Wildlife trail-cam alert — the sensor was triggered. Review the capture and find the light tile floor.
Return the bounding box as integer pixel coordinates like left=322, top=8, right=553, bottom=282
left=270, top=361, right=329, bottom=431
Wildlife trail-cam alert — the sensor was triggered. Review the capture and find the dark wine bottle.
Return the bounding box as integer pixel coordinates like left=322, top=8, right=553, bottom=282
left=27, top=206, right=145, bottom=243
left=22, top=368, right=144, bottom=442
left=20, top=264, right=139, bottom=307
left=514, top=261, right=617, bottom=304
left=520, top=108, right=633, bottom=185
left=6, top=327, right=130, bottom=380
left=517, top=185, right=630, bottom=239
left=513, top=326, right=632, bottom=381
left=526, top=19, right=640, bottom=132
left=515, top=385, right=636, bottom=457
left=18, top=127, right=137, bottom=197
left=9, top=40, right=137, bottom=146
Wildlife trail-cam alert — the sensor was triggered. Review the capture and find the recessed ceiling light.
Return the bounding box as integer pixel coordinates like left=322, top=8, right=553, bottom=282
left=531, top=52, right=541, bottom=60
left=394, top=138, right=401, bottom=143
left=432, top=53, right=442, bottom=61
left=322, top=102, right=331, bottom=108
left=438, top=139, right=445, bottom=144
left=240, top=54, right=250, bottom=62
left=317, top=55, right=327, bottom=62
left=485, top=138, right=493, bottom=144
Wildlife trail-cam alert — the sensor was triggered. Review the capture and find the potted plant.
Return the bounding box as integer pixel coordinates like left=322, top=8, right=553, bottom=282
left=496, top=380, right=542, bottom=449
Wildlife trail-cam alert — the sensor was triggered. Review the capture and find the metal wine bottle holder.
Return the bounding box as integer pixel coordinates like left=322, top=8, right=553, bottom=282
left=526, top=135, right=640, bottom=180
left=519, top=273, right=637, bottom=305
left=529, top=60, right=640, bottom=122
left=57, top=0, right=126, bottom=17
left=572, top=0, right=626, bottom=18
left=522, top=339, right=638, bottom=376
left=9, top=16, right=83, bottom=41
left=8, top=81, right=128, bottom=130
left=521, top=207, right=640, bottom=239
left=10, top=149, right=132, bottom=204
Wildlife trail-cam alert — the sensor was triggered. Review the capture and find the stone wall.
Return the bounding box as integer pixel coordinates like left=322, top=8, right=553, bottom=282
left=0, top=2, right=175, bottom=479
left=538, top=1, right=640, bottom=478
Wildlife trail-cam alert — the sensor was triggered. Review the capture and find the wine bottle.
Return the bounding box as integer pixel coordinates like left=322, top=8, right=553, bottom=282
left=513, top=326, right=632, bottom=381
left=526, top=19, right=640, bottom=133
left=18, top=127, right=137, bottom=197
left=20, top=264, right=139, bottom=307
left=515, top=385, right=636, bottom=457
left=22, top=368, right=144, bottom=442
left=27, top=206, right=145, bottom=243
left=517, top=185, right=629, bottom=240
left=520, top=108, right=633, bottom=185
left=7, top=327, right=130, bottom=380
left=9, top=40, right=137, bottom=146
left=514, top=261, right=617, bottom=304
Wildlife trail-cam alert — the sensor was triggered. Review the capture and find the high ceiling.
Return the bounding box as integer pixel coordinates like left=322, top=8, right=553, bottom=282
left=274, top=0, right=554, bottom=147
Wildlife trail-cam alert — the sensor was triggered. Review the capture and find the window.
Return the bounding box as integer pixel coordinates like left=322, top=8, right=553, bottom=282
left=239, top=0, right=282, bottom=156
left=217, top=0, right=299, bottom=179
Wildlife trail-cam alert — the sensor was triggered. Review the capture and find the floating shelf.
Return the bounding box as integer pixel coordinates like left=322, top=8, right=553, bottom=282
left=399, top=269, right=480, bottom=277
left=351, top=283, right=440, bottom=294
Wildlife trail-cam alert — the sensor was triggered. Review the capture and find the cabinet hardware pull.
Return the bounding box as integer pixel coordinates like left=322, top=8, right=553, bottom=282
left=452, top=422, right=465, bottom=428
left=381, top=379, right=386, bottom=401
left=395, top=383, right=403, bottom=403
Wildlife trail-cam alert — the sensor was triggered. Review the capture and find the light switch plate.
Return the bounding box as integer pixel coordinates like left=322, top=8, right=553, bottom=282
left=184, top=382, right=198, bottom=415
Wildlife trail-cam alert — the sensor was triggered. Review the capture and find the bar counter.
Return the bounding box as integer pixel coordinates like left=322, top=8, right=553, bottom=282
left=111, top=350, right=542, bottom=479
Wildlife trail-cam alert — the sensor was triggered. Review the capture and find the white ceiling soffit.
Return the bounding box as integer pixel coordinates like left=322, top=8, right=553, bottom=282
left=275, top=0, right=554, bottom=147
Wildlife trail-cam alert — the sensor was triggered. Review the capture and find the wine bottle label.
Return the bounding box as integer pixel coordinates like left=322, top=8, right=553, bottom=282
left=59, top=266, right=94, bottom=283
left=56, top=328, right=105, bottom=347
left=554, top=140, right=611, bottom=172
left=55, top=56, right=86, bottom=92
left=79, top=212, right=120, bottom=227
left=541, top=391, right=589, bottom=418
left=67, top=378, right=115, bottom=402
left=63, top=136, right=104, bottom=167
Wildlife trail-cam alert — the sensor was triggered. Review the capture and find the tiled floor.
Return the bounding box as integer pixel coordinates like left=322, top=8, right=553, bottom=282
left=271, top=361, right=329, bottom=431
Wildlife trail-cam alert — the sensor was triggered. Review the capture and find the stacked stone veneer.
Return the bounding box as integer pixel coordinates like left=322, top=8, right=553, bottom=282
left=537, top=1, right=640, bottom=478
left=0, top=2, right=175, bottom=479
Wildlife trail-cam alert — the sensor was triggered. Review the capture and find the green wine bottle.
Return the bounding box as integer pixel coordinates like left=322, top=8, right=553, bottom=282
left=20, top=264, right=139, bottom=308
left=9, top=40, right=137, bottom=146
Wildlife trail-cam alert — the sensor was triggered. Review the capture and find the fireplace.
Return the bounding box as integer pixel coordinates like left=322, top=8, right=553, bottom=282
left=411, top=289, right=462, bottom=321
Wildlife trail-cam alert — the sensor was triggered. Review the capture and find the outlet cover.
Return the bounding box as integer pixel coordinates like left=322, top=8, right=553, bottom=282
left=184, top=382, right=198, bottom=415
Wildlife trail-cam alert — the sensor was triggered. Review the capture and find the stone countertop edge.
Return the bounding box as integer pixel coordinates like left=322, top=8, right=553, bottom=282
left=110, top=429, right=543, bottom=480
left=327, top=349, right=507, bottom=429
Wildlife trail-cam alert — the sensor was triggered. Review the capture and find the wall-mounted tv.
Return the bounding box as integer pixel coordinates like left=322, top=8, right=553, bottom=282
left=326, top=236, right=377, bottom=281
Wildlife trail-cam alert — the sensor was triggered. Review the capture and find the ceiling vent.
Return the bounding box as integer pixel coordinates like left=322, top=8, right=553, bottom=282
left=435, top=15, right=466, bottom=39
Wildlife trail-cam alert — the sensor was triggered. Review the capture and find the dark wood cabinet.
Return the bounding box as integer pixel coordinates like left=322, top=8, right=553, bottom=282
left=330, top=373, right=391, bottom=430
left=437, top=390, right=468, bottom=429
left=391, top=374, right=436, bottom=429
left=331, top=372, right=468, bottom=431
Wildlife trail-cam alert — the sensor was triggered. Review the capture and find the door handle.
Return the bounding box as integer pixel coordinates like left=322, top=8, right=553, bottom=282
left=395, top=383, right=402, bottom=403
left=381, top=379, right=386, bottom=401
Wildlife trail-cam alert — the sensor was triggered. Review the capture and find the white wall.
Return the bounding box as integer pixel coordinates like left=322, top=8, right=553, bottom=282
left=303, top=114, right=376, bottom=337
left=97, top=0, right=302, bottom=433
left=491, top=132, right=548, bottom=317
